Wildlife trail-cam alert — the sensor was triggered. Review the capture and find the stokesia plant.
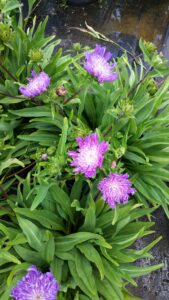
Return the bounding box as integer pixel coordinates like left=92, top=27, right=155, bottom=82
left=0, top=171, right=162, bottom=299
left=0, top=1, right=169, bottom=299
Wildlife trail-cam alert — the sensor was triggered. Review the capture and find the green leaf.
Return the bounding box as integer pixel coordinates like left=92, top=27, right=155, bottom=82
left=0, top=97, right=26, bottom=104
left=1, top=0, right=20, bottom=13
left=14, top=245, right=44, bottom=265
left=6, top=233, right=27, bottom=246
left=7, top=263, right=30, bottom=286
left=30, top=183, right=52, bottom=210
left=68, top=260, right=93, bottom=299
left=75, top=251, right=99, bottom=299
left=123, top=290, right=141, bottom=300
left=70, top=178, right=83, bottom=201
left=14, top=208, right=64, bottom=231
left=77, top=243, right=105, bottom=280
left=120, top=263, right=163, bottom=277
left=79, top=194, right=96, bottom=232
left=50, top=185, right=73, bottom=222
left=55, top=232, right=111, bottom=252
left=0, top=158, right=24, bottom=175
left=95, top=274, right=122, bottom=300
left=16, top=217, right=43, bottom=251
left=50, top=257, right=64, bottom=282
left=57, top=117, right=68, bottom=156
left=41, top=236, right=55, bottom=263
left=9, top=106, right=52, bottom=117
left=0, top=223, right=18, bottom=239
left=18, top=132, right=57, bottom=146
left=0, top=250, right=21, bottom=265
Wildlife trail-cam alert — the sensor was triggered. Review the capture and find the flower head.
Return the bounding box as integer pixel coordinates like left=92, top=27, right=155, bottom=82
left=11, top=265, right=60, bottom=300
left=98, top=173, right=136, bottom=208
left=68, top=133, right=108, bottom=178
left=19, top=71, right=50, bottom=97
left=84, top=44, right=118, bottom=83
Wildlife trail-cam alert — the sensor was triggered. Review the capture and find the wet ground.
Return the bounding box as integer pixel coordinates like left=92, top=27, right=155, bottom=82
left=34, top=0, right=169, bottom=57
left=30, top=0, right=169, bottom=299
left=130, top=208, right=169, bottom=300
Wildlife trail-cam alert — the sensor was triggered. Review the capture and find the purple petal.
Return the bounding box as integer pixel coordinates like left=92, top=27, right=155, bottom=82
left=11, top=265, right=60, bottom=300
left=98, top=173, right=136, bottom=209
left=68, top=133, right=109, bottom=178
left=19, top=71, right=50, bottom=98
left=84, top=45, right=118, bottom=83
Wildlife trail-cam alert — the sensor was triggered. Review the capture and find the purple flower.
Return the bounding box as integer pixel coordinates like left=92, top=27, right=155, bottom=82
left=98, top=173, right=136, bottom=208
left=84, top=44, right=118, bottom=83
left=68, top=133, right=108, bottom=178
left=19, top=70, right=50, bottom=97
left=11, top=265, right=60, bottom=300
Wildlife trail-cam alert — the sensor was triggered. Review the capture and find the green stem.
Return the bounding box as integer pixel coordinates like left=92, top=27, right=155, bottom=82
left=64, top=87, right=83, bottom=104
left=0, top=62, right=17, bottom=81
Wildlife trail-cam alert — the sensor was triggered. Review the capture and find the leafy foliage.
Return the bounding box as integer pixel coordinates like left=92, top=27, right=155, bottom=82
left=0, top=173, right=162, bottom=299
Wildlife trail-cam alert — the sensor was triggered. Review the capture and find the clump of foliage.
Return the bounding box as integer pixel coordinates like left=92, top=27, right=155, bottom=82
left=0, top=0, right=169, bottom=299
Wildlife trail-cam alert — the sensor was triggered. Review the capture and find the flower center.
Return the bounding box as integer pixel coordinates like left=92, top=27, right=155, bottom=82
left=31, top=291, right=44, bottom=300
left=109, top=181, right=120, bottom=193
left=91, top=55, right=111, bottom=77
left=29, top=78, right=40, bottom=90
left=92, top=55, right=106, bottom=72
left=79, top=146, right=98, bottom=167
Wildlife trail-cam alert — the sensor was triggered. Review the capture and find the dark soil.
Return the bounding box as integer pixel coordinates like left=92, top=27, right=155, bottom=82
left=130, top=208, right=169, bottom=300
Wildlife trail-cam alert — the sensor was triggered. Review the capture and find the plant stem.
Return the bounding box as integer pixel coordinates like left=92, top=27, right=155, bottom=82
left=0, top=184, right=8, bottom=199
left=127, top=66, right=152, bottom=97
left=64, top=87, right=83, bottom=104
left=0, top=62, right=18, bottom=81
left=4, top=161, right=36, bottom=182
left=103, top=66, right=152, bottom=137
left=72, top=23, right=145, bottom=68
left=0, top=91, right=27, bottom=100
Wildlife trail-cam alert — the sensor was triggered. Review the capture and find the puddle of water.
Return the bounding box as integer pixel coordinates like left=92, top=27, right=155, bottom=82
left=100, top=0, right=169, bottom=45
left=34, top=0, right=169, bottom=57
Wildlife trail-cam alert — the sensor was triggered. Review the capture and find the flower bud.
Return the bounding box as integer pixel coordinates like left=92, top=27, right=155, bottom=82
left=29, top=49, right=43, bottom=62
left=118, top=99, right=134, bottom=116
left=111, top=160, right=117, bottom=169
left=41, top=153, right=48, bottom=161
left=114, top=147, right=125, bottom=159
left=144, top=41, right=157, bottom=54
left=146, top=78, right=157, bottom=95
left=73, top=43, right=81, bottom=52
left=56, top=86, right=67, bottom=96
left=0, top=22, right=13, bottom=44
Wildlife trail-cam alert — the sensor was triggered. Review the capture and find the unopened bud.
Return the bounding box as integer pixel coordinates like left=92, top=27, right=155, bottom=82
left=0, top=22, right=13, bottom=43
left=114, top=147, right=125, bottom=159
left=118, top=99, right=134, bottom=116
left=73, top=42, right=81, bottom=52
left=111, top=160, right=117, bottom=169
left=146, top=78, right=157, bottom=95
left=56, top=86, right=67, bottom=96
left=41, top=153, right=48, bottom=161
left=29, top=49, right=43, bottom=62
left=145, top=41, right=157, bottom=54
